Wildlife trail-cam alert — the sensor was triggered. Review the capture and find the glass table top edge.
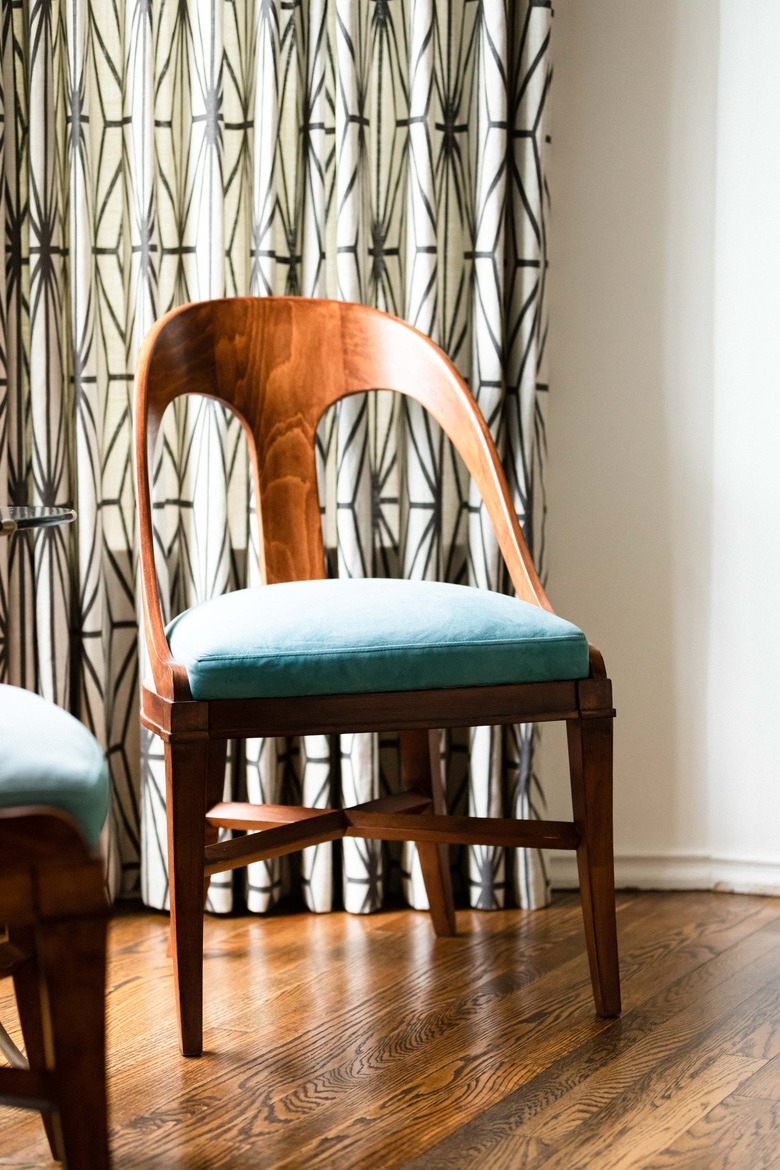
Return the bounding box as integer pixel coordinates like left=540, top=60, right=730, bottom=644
left=0, top=506, right=77, bottom=533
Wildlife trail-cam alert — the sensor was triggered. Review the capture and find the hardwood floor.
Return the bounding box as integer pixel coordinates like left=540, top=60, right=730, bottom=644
left=2, top=891, right=780, bottom=1168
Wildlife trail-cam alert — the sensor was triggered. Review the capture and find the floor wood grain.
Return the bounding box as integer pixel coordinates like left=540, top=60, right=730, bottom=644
left=2, top=892, right=780, bottom=1168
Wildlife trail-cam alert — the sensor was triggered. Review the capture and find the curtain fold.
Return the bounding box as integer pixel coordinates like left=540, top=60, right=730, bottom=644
left=0, top=0, right=554, bottom=914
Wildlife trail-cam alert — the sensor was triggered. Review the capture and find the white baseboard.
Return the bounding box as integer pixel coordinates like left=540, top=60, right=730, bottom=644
left=548, top=852, right=780, bottom=896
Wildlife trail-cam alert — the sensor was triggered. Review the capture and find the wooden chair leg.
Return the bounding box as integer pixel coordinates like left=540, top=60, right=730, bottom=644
left=165, top=738, right=211, bottom=1057
left=567, top=716, right=621, bottom=1017
left=36, top=915, right=109, bottom=1170
left=9, top=926, right=61, bottom=1161
left=204, top=739, right=228, bottom=907
left=400, top=729, right=457, bottom=937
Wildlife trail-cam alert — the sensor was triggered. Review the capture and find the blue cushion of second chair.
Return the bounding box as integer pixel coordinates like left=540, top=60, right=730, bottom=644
left=0, top=684, right=110, bottom=848
left=166, top=578, right=590, bottom=701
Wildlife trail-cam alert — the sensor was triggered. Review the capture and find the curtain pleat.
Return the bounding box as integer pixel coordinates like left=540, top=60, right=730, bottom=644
left=0, top=0, right=554, bottom=914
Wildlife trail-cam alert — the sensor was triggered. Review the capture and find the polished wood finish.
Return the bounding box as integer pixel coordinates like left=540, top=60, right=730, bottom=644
left=164, top=739, right=212, bottom=1056
left=206, top=793, right=433, bottom=831
left=135, top=298, right=551, bottom=705
left=201, top=804, right=580, bottom=875
left=567, top=717, right=621, bottom=1016
left=400, top=729, right=457, bottom=936
left=140, top=679, right=587, bottom=740
left=3, top=893, right=779, bottom=1169
left=134, top=296, right=620, bottom=1055
left=0, top=807, right=109, bottom=1169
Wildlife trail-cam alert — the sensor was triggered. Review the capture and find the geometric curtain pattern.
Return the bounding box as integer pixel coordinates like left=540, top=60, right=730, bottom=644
left=0, top=0, right=553, bottom=914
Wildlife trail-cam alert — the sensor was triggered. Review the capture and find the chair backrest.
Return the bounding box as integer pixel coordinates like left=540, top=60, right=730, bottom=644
left=135, top=297, right=550, bottom=699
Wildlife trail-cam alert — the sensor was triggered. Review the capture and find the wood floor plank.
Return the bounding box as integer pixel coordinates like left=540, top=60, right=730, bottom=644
left=642, top=1095, right=780, bottom=1170
left=202, top=899, right=780, bottom=1169
left=395, top=918, right=780, bottom=1169
left=88, top=893, right=598, bottom=1170
left=366, top=945, right=780, bottom=1170
left=721, top=996, right=780, bottom=1061
left=399, top=921, right=780, bottom=1170
left=515, top=1054, right=765, bottom=1170
left=2, top=892, right=780, bottom=1170
left=732, top=1052, right=780, bottom=1102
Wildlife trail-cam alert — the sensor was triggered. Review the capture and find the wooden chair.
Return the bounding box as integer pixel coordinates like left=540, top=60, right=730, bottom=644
left=135, top=296, right=620, bottom=1058
left=0, top=685, right=110, bottom=1169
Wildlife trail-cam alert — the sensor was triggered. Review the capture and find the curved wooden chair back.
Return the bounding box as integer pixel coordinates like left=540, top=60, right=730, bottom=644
left=135, top=297, right=550, bottom=700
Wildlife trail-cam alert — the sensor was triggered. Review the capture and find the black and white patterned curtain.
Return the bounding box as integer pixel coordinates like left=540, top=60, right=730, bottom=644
left=0, top=0, right=553, bottom=913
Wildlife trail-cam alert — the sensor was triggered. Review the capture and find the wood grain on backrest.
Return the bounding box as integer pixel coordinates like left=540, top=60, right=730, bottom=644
left=135, top=297, right=550, bottom=699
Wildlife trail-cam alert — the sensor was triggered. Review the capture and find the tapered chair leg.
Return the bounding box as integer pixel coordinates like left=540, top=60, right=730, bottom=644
left=567, top=716, right=621, bottom=1017
left=400, top=729, right=456, bottom=937
left=37, top=916, right=109, bottom=1169
left=165, top=738, right=211, bottom=1056
left=9, top=927, right=61, bottom=1161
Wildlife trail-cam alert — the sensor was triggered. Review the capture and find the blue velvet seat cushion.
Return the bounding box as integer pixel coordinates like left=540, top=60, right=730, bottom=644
left=166, top=578, right=590, bottom=701
left=0, top=684, right=109, bottom=848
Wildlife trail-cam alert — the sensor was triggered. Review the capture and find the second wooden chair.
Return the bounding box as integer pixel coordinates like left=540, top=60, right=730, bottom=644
left=0, top=684, right=110, bottom=1169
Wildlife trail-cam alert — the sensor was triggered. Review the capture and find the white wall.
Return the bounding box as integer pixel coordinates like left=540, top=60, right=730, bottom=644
left=708, top=0, right=780, bottom=884
left=542, top=0, right=780, bottom=892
